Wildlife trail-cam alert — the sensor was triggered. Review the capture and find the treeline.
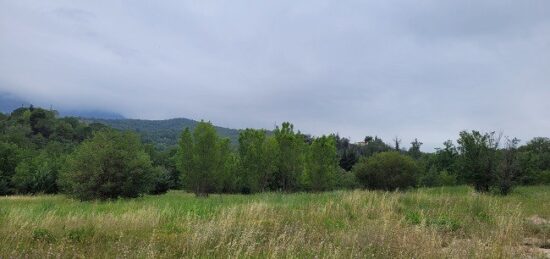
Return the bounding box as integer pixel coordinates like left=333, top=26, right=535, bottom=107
left=1, top=106, right=550, bottom=200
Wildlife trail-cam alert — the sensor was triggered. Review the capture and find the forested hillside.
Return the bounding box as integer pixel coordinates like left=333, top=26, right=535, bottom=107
left=86, top=118, right=242, bottom=148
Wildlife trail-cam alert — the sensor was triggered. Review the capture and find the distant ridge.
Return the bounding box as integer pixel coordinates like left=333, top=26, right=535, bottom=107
left=86, top=117, right=242, bottom=148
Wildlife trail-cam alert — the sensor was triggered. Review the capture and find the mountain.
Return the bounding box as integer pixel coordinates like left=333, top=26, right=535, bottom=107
left=59, top=110, right=125, bottom=120
left=86, top=118, right=242, bottom=148
left=0, top=92, right=124, bottom=119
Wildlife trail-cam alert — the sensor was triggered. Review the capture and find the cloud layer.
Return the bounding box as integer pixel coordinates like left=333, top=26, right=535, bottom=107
left=1, top=0, right=549, bottom=150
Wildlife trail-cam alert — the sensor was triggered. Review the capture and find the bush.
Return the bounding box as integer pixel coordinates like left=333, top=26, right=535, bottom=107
left=12, top=152, right=58, bottom=194
left=353, top=152, right=419, bottom=190
left=335, top=170, right=360, bottom=189
left=420, top=167, right=457, bottom=187
left=60, top=130, right=155, bottom=201
left=533, top=170, right=550, bottom=185
left=149, top=166, right=172, bottom=195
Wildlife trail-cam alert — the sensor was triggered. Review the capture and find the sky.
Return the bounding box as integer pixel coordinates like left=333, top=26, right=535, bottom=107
left=1, top=1, right=549, bottom=151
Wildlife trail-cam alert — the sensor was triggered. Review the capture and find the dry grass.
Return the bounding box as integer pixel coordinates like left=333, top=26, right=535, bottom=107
left=0, top=186, right=549, bottom=258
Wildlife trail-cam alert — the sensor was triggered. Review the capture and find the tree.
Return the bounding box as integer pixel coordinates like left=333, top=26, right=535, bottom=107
left=12, top=151, right=58, bottom=194
left=0, top=142, right=21, bottom=195
left=306, top=135, right=339, bottom=191
left=353, top=151, right=419, bottom=190
left=517, top=137, right=550, bottom=184
left=149, top=166, right=172, bottom=195
left=408, top=138, right=423, bottom=159
left=176, top=121, right=229, bottom=196
left=334, top=134, right=359, bottom=171
left=456, top=131, right=500, bottom=192
left=60, top=130, right=155, bottom=200
left=357, top=136, right=392, bottom=157
left=496, top=138, right=520, bottom=195
left=176, top=128, right=194, bottom=189
left=272, top=122, right=305, bottom=191
left=238, top=129, right=268, bottom=193
left=393, top=137, right=401, bottom=151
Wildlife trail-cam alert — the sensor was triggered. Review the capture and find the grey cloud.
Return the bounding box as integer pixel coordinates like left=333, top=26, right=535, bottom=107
left=1, top=0, right=549, bottom=151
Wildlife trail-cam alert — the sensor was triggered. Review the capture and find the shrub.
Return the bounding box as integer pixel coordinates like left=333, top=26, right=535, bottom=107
left=12, top=152, right=58, bottom=194
left=353, top=152, right=419, bottom=190
left=420, top=167, right=457, bottom=187
left=60, top=130, right=155, bottom=201
left=335, top=170, right=360, bottom=189
left=149, top=166, right=171, bottom=195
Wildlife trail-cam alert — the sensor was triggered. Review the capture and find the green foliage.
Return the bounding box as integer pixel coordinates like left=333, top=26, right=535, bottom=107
left=353, top=152, right=419, bottom=190
left=13, top=152, right=59, bottom=194
left=306, top=135, right=339, bottom=191
left=272, top=122, right=306, bottom=191
left=0, top=141, right=22, bottom=194
left=334, top=134, right=358, bottom=171
left=495, top=138, right=520, bottom=195
left=87, top=118, right=242, bottom=149
left=408, top=138, right=423, bottom=160
left=335, top=170, right=360, bottom=189
left=456, top=131, right=500, bottom=192
left=176, top=121, right=230, bottom=196
left=60, top=130, right=155, bottom=200
left=149, top=166, right=172, bottom=195
left=517, top=137, right=550, bottom=184
left=427, top=140, right=459, bottom=180
left=238, top=129, right=269, bottom=193
left=420, top=168, right=457, bottom=187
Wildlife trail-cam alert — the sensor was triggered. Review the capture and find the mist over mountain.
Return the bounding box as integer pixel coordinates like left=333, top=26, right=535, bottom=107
left=0, top=92, right=30, bottom=113
left=0, top=92, right=124, bottom=119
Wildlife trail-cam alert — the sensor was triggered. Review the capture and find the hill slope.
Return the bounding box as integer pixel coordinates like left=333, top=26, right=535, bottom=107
left=87, top=118, right=241, bottom=148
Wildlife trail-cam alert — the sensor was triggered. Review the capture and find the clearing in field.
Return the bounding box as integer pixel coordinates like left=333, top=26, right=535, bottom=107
left=1, top=186, right=549, bottom=258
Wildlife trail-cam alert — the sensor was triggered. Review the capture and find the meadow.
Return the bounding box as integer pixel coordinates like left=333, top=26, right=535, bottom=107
left=1, top=186, right=549, bottom=258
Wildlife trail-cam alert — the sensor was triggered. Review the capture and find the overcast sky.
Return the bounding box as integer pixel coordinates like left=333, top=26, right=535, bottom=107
left=1, top=1, right=549, bottom=150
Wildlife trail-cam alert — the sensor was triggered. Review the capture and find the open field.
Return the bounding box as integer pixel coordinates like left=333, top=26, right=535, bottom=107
left=1, top=186, right=549, bottom=258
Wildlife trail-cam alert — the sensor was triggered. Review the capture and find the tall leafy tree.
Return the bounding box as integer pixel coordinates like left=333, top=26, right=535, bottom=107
left=238, top=129, right=268, bottom=193
left=496, top=137, right=520, bottom=195
left=306, top=135, right=339, bottom=191
left=272, top=122, right=305, bottom=191
left=0, top=142, right=22, bottom=194
left=176, top=121, right=229, bottom=196
left=456, top=131, right=500, bottom=192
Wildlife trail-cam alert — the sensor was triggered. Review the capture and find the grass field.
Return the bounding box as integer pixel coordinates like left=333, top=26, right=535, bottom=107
left=1, top=186, right=549, bottom=258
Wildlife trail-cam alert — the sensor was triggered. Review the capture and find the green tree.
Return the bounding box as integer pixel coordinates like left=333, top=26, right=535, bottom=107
left=456, top=131, right=500, bottom=192
left=60, top=130, right=155, bottom=200
left=272, top=122, right=305, bottom=191
left=149, top=166, right=172, bottom=195
left=408, top=138, right=423, bottom=160
left=176, top=128, right=194, bottom=189
left=517, top=137, right=550, bottom=184
left=353, top=152, right=419, bottom=190
left=0, top=142, right=22, bottom=194
left=238, top=129, right=272, bottom=193
left=176, top=121, right=229, bottom=196
left=306, top=135, right=339, bottom=191
left=12, top=151, right=59, bottom=194
left=496, top=138, right=520, bottom=195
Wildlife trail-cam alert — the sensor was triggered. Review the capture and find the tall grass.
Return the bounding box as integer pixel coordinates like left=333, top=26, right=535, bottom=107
left=0, top=186, right=549, bottom=258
